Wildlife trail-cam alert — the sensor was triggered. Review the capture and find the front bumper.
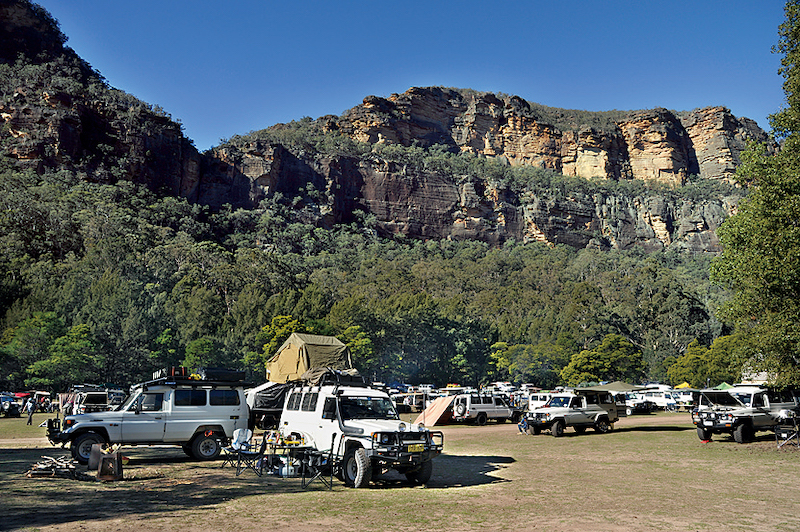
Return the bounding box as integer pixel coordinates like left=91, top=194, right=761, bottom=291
left=693, top=412, right=736, bottom=431
left=45, top=418, right=72, bottom=445
left=368, top=430, right=444, bottom=465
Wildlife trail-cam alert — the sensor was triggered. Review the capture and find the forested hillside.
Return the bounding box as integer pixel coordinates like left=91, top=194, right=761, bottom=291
left=0, top=1, right=751, bottom=392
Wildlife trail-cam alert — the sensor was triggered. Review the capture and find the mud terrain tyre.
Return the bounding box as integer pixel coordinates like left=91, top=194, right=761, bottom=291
left=71, top=432, right=106, bottom=464
left=733, top=423, right=753, bottom=444
left=405, top=459, right=433, bottom=485
left=697, top=426, right=711, bottom=441
left=475, top=412, right=488, bottom=426
left=551, top=420, right=565, bottom=437
left=595, top=418, right=611, bottom=433
left=343, top=447, right=372, bottom=488
left=191, top=433, right=221, bottom=461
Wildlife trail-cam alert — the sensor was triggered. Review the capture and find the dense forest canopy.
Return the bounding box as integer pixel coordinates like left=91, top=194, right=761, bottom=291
left=3, top=0, right=794, bottom=393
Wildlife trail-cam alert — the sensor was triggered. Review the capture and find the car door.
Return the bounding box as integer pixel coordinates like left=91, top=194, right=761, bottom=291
left=121, top=391, right=167, bottom=442
left=567, top=396, right=591, bottom=425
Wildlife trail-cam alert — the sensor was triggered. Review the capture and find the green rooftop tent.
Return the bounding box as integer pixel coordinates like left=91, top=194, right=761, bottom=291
left=713, top=382, right=733, bottom=390
left=265, top=333, right=353, bottom=383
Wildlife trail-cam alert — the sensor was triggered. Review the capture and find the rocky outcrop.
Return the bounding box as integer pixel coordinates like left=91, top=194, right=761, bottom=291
left=0, top=0, right=765, bottom=254
left=204, top=137, right=737, bottom=252
left=335, top=88, right=775, bottom=185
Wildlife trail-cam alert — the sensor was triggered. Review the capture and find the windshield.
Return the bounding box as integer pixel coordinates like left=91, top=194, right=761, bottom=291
left=700, top=392, right=743, bottom=407
left=545, top=396, right=571, bottom=408
left=118, top=391, right=140, bottom=411
left=730, top=392, right=752, bottom=406
left=340, top=396, right=399, bottom=420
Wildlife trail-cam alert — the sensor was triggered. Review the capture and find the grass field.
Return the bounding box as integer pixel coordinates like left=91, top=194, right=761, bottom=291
left=2, top=412, right=800, bottom=532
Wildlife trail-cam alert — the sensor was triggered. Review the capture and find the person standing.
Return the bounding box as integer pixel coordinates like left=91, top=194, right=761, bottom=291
left=25, top=398, right=35, bottom=425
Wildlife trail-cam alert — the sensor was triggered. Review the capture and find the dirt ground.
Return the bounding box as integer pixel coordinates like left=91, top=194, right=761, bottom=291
left=3, top=413, right=800, bottom=532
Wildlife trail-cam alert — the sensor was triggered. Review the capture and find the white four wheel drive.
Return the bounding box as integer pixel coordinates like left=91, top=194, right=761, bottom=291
left=47, top=375, right=249, bottom=464
left=525, top=390, right=622, bottom=436
left=450, top=393, right=521, bottom=425
left=692, top=386, right=800, bottom=443
left=278, top=373, right=443, bottom=488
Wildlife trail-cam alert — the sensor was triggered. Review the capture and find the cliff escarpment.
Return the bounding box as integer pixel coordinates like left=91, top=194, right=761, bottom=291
left=0, top=2, right=774, bottom=253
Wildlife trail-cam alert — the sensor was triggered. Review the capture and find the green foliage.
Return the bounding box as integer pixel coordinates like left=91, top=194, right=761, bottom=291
left=26, top=323, right=98, bottom=390
left=666, top=336, right=744, bottom=388
left=560, top=333, right=645, bottom=386
left=711, top=1, right=800, bottom=386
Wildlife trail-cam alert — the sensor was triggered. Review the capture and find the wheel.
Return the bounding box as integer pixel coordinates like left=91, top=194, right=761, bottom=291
left=626, top=407, right=633, bottom=416
left=551, top=420, right=564, bottom=437
left=191, top=433, right=221, bottom=460
left=71, top=432, right=106, bottom=464
left=511, top=412, right=521, bottom=423
left=342, top=447, right=372, bottom=488
left=733, top=424, right=752, bottom=444
left=574, top=426, right=587, bottom=434
left=475, top=413, right=487, bottom=426
left=454, top=403, right=466, bottom=417
left=405, top=460, right=433, bottom=486
left=595, top=418, right=611, bottom=434
left=697, top=426, right=711, bottom=441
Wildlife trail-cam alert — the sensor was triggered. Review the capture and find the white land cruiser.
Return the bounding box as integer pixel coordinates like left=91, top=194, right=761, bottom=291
left=525, top=390, right=622, bottom=436
left=278, top=372, right=444, bottom=488
left=47, top=375, right=249, bottom=463
left=692, top=386, right=799, bottom=443
left=451, top=394, right=522, bottom=425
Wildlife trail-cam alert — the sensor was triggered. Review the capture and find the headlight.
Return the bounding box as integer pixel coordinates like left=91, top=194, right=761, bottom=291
left=380, top=434, right=391, bottom=444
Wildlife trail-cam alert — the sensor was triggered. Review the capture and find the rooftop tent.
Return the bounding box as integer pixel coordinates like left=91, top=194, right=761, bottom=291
left=675, top=382, right=692, bottom=389
left=714, top=382, right=733, bottom=390
left=265, top=333, right=353, bottom=383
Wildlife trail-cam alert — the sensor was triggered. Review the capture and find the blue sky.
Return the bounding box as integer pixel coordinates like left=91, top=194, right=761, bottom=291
left=37, top=1, right=787, bottom=151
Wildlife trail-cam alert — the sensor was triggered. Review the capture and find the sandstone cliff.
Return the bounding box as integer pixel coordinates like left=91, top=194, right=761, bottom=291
left=334, top=87, right=774, bottom=185
left=0, top=2, right=773, bottom=254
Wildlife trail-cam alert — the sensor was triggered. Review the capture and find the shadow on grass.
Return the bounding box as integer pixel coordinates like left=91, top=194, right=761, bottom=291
left=3, top=446, right=514, bottom=530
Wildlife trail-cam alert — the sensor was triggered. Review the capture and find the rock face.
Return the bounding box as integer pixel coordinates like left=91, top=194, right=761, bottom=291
left=335, top=88, right=774, bottom=185
left=0, top=0, right=772, bottom=254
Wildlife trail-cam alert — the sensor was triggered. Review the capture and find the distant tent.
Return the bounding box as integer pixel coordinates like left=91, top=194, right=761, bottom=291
left=265, top=333, right=353, bottom=383
left=675, top=382, right=692, bottom=389
left=714, top=382, right=733, bottom=390
left=580, top=381, right=645, bottom=393
left=413, top=395, right=456, bottom=427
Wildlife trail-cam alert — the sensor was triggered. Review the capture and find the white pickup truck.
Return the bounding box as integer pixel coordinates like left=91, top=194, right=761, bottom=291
left=47, top=375, right=249, bottom=463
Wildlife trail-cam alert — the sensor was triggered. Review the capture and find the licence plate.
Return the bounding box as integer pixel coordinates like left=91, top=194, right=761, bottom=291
left=407, top=444, right=424, bottom=453
left=704, top=420, right=714, bottom=426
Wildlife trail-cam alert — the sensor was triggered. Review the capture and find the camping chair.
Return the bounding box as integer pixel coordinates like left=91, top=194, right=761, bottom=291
left=237, top=431, right=268, bottom=476
left=776, top=410, right=800, bottom=449
left=221, top=428, right=253, bottom=469
left=301, top=434, right=335, bottom=489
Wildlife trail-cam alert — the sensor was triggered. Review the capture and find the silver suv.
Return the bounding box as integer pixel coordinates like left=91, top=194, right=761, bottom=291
left=47, top=375, right=249, bottom=463
left=451, top=394, right=521, bottom=425
left=525, top=390, right=622, bottom=436
left=692, top=386, right=799, bottom=443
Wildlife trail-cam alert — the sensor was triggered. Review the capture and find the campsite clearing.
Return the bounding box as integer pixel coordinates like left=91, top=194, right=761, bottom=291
left=3, top=412, right=800, bottom=532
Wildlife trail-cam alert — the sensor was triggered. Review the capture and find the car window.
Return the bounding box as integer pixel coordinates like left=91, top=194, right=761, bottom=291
left=175, top=389, right=206, bottom=406
left=140, top=393, right=164, bottom=412
left=210, top=389, right=240, bottom=406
